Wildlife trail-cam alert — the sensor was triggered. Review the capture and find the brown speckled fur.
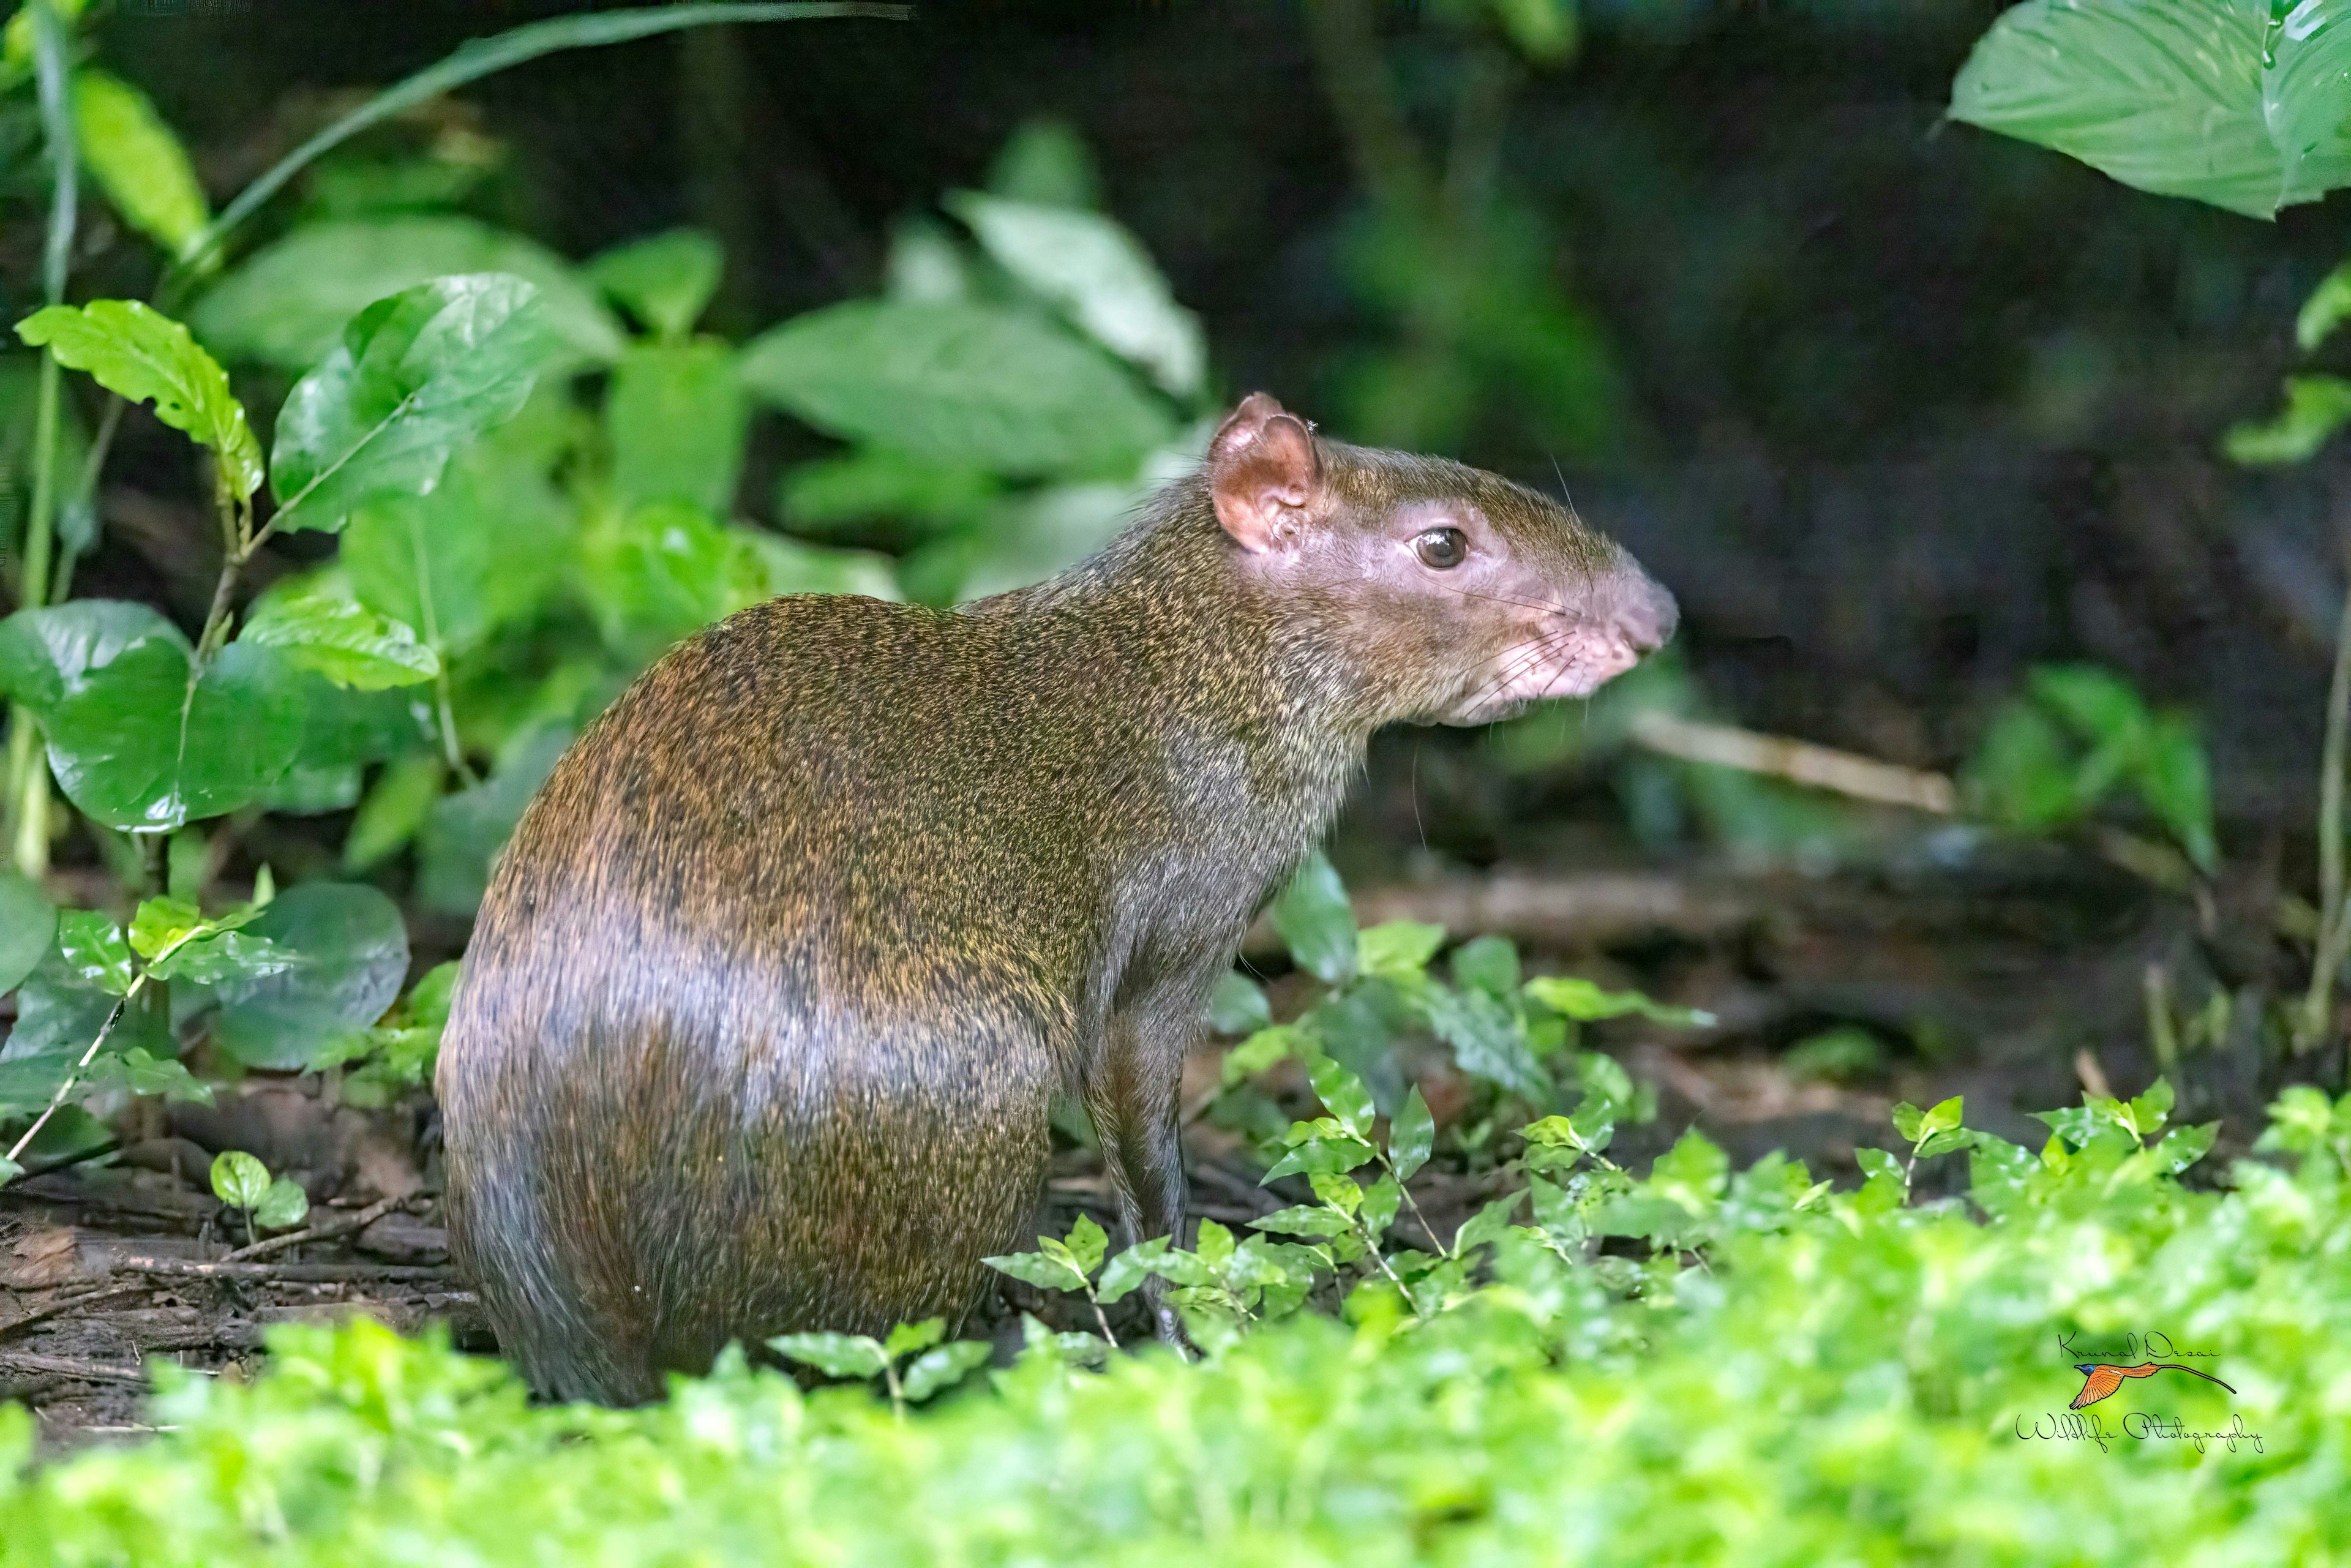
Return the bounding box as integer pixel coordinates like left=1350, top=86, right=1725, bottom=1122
left=437, top=420, right=1667, bottom=1403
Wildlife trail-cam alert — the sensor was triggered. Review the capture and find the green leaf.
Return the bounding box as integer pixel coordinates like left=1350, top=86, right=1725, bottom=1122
left=237, top=583, right=438, bottom=691
left=191, top=215, right=622, bottom=370
left=899, top=1340, right=991, bottom=1403
left=1523, top=975, right=1714, bottom=1027
left=79, top=1046, right=210, bottom=1105
left=1063, top=1213, right=1109, bottom=1276
left=209, top=1149, right=271, bottom=1210
left=1220, top=1022, right=1307, bottom=1087
left=767, top=1332, right=887, bottom=1382
left=253, top=1176, right=310, bottom=1231
left=1452, top=1193, right=1523, bottom=1256
left=2129, top=1076, right=2177, bottom=1138
left=146, top=929, right=294, bottom=987
left=1389, top=1086, right=1435, bottom=1182
left=1359, top=1174, right=1402, bottom=1240
left=1487, top=0, right=1577, bottom=62
left=1307, top=1053, right=1376, bottom=1139
left=576, top=501, right=770, bottom=650
left=1921, top=1096, right=1963, bottom=1138
left=193, top=883, right=410, bottom=1071
left=269, top=273, right=562, bottom=535
left=984, top=1248, right=1088, bottom=1292
left=54, top=909, right=134, bottom=996
left=585, top=229, right=724, bottom=340
left=1963, top=700, right=2083, bottom=830
left=1270, top=852, right=1356, bottom=985
left=1449, top=934, right=1520, bottom=1000
left=605, top=340, right=746, bottom=515
left=2137, top=715, right=2218, bottom=872
left=72, top=69, right=209, bottom=263
left=1093, top=1237, right=1167, bottom=1305
left=1913, top=1128, right=1973, bottom=1161
left=1205, top=972, right=1272, bottom=1037
left=1194, top=1219, right=1235, bottom=1268
left=1854, top=1146, right=1907, bottom=1212
left=1415, top=984, right=1550, bottom=1104
left=343, top=755, right=446, bottom=873
left=1949, top=0, right=2351, bottom=220
left=1648, top=1128, right=1729, bottom=1215
left=945, top=191, right=1205, bottom=396
left=1357, top=920, right=1445, bottom=980
left=343, top=443, right=572, bottom=659
left=1247, top=1204, right=1354, bottom=1239
left=2225, top=374, right=2351, bottom=465
left=1261, top=1131, right=1376, bottom=1183
left=1890, top=1101, right=1924, bottom=1142
left=775, top=448, right=1000, bottom=538
left=2152, top=1120, right=2219, bottom=1175
left=415, top=729, right=568, bottom=915
left=882, top=1318, right=946, bottom=1360
left=0, top=602, right=303, bottom=831
left=2298, top=262, right=2351, bottom=352
left=0, top=871, right=57, bottom=995
left=986, top=117, right=1101, bottom=210
left=15, top=301, right=261, bottom=499
left=739, top=299, right=1176, bottom=478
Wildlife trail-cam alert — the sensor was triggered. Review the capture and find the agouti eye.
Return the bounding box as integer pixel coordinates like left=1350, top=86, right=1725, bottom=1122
left=1415, top=527, right=1468, bottom=570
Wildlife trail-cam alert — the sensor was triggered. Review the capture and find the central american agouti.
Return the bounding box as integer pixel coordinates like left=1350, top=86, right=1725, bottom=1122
left=436, top=394, right=1676, bottom=1402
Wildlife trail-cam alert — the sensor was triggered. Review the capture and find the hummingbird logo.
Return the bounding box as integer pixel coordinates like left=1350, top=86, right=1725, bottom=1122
left=2069, top=1362, right=2235, bottom=1409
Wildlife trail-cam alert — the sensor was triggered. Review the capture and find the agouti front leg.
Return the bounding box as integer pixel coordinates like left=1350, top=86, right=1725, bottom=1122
left=1085, top=1008, right=1191, bottom=1347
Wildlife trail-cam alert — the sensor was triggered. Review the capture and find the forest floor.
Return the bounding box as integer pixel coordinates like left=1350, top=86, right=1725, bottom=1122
left=0, top=842, right=2278, bottom=1450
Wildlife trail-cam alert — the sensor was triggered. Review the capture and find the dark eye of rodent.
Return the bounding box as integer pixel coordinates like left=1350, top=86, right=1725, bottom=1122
left=1415, top=527, right=1468, bottom=569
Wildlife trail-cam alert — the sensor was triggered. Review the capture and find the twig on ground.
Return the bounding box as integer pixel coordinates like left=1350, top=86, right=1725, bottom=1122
left=1627, top=711, right=1959, bottom=813
left=219, top=1195, right=407, bottom=1262
left=0, top=1281, right=144, bottom=1342
left=107, top=1256, right=454, bottom=1284
left=0, top=1351, right=155, bottom=1386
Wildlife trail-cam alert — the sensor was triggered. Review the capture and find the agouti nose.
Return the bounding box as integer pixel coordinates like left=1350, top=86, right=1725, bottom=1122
left=1614, top=566, right=1679, bottom=652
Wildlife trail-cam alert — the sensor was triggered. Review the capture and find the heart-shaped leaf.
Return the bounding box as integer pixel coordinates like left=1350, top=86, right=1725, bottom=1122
left=193, top=882, right=409, bottom=1071
left=209, top=1149, right=270, bottom=1209
left=253, top=1176, right=310, bottom=1231
left=0, top=602, right=303, bottom=831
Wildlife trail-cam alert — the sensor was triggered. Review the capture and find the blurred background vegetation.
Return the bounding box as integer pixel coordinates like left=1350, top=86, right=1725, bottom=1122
left=4, top=0, right=2348, bottom=1164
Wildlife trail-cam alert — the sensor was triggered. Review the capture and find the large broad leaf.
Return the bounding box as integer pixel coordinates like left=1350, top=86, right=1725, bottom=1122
left=1270, top=851, right=1357, bottom=986
left=606, top=340, right=746, bottom=515
left=14, top=300, right=261, bottom=499
left=738, top=300, right=1176, bottom=476
left=586, top=230, right=723, bottom=340
left=237, top=576, right=439, bottom=691
left=416, top=728, right=570, bottom=915
left=0, top=601, right=301, bottom=831
left=946, top=192, right=1205, bottom=397
left=72, top=69, right=209, bottom=263
left=576, top=500, right=770, bottom=651
left=342, top=441, right=574, bottom=658
left=269, top=273, right=563, bottom=535
left=1950, top=0, right=2351, bottom=220
left=0, top=871, right=56, bottom=996
left=193, top=882, right=410, bottom=1071
left=190, top=215, right=623, bottom=369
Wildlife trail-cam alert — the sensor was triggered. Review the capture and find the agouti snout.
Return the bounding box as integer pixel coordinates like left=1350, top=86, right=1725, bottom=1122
left=437, top=393, right=1674, bottom=1401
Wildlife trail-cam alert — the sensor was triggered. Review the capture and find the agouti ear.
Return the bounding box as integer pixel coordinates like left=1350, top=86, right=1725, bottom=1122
left=1209, top=392, right=1323, bottom=553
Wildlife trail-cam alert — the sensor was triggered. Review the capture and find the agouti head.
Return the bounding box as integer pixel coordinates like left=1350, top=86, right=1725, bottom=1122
left=1207, top=392, right=1676, bottom=726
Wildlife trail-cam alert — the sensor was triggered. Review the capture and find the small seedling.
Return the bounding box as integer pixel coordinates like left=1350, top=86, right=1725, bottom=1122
left=208, top=1149, right=309, bottom=1248
left=768, top=1317, right=991, bottom=1420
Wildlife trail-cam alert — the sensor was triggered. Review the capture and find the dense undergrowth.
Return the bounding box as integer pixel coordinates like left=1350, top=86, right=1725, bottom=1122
left=4, top=1084, right=2347, bottom=1564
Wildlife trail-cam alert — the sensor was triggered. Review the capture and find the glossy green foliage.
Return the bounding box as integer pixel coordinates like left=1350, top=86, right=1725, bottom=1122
left=1951, top=0, right=2351, bottom=220
left=1965, top=664, right=2219, bottom=871
left=5, top=1084, right=2344, bottom=1560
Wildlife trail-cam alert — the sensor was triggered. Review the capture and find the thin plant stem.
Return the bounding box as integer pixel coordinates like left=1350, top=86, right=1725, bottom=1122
left=2300, top=579, right=2351, bottom=1051
left=3, top=986, right=133, bottom=1171
left=1387, top=1163, right=1451, bottom=1261
left=1084, top=1289, right=1120, bottom=1349
left=9, top=0, right=77, bottom=880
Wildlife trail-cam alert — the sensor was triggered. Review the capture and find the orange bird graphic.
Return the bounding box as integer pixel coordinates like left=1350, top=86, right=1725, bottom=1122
left=2070, top=1362, right=2236, bottom=1409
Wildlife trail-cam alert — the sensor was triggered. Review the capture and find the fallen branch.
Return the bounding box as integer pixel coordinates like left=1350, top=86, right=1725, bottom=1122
left=106, top=1255, right=454, bottom=1284
left=0, top=1351, right=153, bottom=1386
left=0, top=1280, right=143, bottom=1343
left=219, top=1195, right=406, bottom=1262
left=1627, top=711, right=1959, bottom=814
